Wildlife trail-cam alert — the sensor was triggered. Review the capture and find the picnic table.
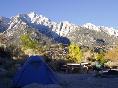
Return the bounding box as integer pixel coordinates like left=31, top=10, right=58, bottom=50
left=61, top=62, right=90, bottom=73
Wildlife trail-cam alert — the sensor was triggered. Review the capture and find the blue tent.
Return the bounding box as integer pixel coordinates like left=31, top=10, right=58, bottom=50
left=12, top=56, right=58, bottom=87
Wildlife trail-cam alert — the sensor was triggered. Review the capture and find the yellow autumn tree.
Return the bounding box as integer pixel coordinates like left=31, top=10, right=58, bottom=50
left=67, top=43, right=83, bottom=63
left=105, top=46, right=118, bottom=62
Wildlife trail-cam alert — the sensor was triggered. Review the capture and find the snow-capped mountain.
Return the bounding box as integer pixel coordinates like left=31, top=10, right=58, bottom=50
left=4, top=12, right=118, bottom=37
left=0, top=12, right=118, bottom=47
left=7, top=12, right=79, bottom=37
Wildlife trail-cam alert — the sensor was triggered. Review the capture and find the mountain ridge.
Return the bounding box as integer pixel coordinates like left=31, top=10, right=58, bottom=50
left=1, top=12, right=118, bottom=37
left=0, top=12, right=118, bottom=48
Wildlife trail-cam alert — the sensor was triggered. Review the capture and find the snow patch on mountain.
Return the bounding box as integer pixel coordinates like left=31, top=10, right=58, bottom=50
left=82, top=23, right=118, bottom=37
left=83, top=23, right=101, bottom=32
left=99, top=26, right=118, bottom=36
left=27, top=12, right=50, bottom=24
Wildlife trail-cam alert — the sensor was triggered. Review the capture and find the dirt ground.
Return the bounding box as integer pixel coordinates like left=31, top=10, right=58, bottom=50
left=58, top=73, right=118, bottom=88
left=1, top=72, right=118, bottom=88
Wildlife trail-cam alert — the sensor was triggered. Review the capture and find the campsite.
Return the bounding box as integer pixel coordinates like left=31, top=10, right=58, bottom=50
left=0, top=1, right=118, bottom=87
left=0, top=54, right=118, bottom=88
left=0, top=45, right=118, bottom=88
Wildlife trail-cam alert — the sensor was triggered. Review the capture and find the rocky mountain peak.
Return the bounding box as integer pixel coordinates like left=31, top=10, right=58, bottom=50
left=82, top=23, right=100, bottom=32
left=27, top=12, right=37, bottom=18
left=27, top=12, right=50, bottom=24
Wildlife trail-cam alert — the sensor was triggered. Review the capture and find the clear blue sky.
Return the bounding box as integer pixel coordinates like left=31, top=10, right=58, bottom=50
left=0, top=0, right=118, bottom=28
